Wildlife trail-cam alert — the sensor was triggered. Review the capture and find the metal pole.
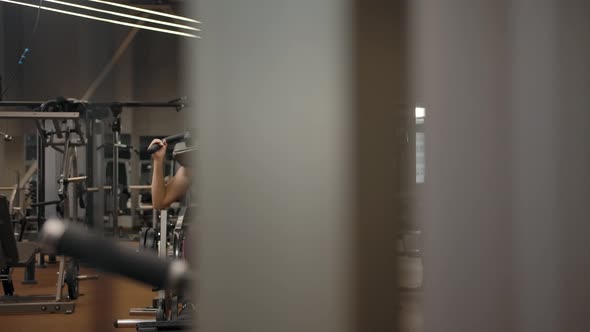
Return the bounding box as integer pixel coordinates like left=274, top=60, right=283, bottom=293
left=158, top=209, right=167, bottom=301
left=22, top=260, right=37, bottom=284
left=85, top=117, right=94, bottom=228
left=14, top=171, right=20, bottom=210
left=36, top=128, right=46, bottom=268
left=93, top=120, right=105, bottom=235
left=112, top=122, right=119, bottom=237
left=159, top=210, right=167, bottom=259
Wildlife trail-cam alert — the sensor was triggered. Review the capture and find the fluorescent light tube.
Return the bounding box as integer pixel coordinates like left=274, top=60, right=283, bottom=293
left=88, top=0, right=200, bottom=24
left=0, top=0, right=199, bottom=38
left=45, top=0, right=199, bottom=31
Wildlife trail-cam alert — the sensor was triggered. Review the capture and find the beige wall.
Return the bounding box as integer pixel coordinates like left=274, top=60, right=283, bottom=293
left=0, top=121, right=33, bottom=186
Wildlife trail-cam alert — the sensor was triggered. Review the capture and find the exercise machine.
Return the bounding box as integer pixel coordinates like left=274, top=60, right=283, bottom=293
left=0, top=196, right=77, bottom=314
left=117, top=132, right=196, bottom=330
left=30, top=115, right=99, bottom=300
left=0, top=97, right=187, bottom=236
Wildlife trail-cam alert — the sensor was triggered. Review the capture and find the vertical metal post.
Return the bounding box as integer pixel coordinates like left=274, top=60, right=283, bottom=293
left=36, top=128, right=46, bottom=268
left=112, top=119, right=120, bottom=237
left=36, top=131, right=45, bottom=226
left=55, top=256, right=65, bottom=301
left=158, top=209, right=167, bottom=301
left=14, top=171, right=20, bottom=210
left=93, top=120, right=105, bottom=235
left=85, top=117, right=94, bottom=228
left=159, top=210, right=167, bottom=258
left=22, top=260, right=37, bottom=284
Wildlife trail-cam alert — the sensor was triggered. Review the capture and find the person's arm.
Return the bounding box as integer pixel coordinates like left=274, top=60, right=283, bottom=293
left=150, top=139, right=190, bottom=209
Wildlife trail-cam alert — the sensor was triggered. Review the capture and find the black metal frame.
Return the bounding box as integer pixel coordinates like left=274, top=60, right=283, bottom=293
left=0, top=99, right=186, bottom=111
left=0, top=97, right=187, bottom=232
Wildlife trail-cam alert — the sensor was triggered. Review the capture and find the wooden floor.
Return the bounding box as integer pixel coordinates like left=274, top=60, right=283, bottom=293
left=2, top=253, right=155, bottom=332
left=1, top=248, right=423, bottom=332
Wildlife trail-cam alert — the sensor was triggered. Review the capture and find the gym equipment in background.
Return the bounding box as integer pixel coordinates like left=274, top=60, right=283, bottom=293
left=0, top=196, right=79, bottom=314
left=0, top=97, right=187, bottom=236
left=41, top=217, right=194, bottom=330
left=118, top=132, right=197, bottom=330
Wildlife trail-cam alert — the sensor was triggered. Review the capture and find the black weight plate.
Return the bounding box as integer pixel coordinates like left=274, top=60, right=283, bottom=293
left=156, top=298, right=166, bottom=321
left=1, top=268, right=14, bottom=296
left=65, top=260, right=80, bottom=300
left=139, top=228, right=148, bottom=250
left=56, top=201, right=65, bottom=218
left=77, top=182, right=87, bottom=209
left=172, top=232, right=180, bottom=258
left=145, top=228, right=158, bottom=251
left=170, top=296, right=179, bottom=320
left=173, top=230, right=185, bottom=259
left=2, top=279, right=14, bottom=296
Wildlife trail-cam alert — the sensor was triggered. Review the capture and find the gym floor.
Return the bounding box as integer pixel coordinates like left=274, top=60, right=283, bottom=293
left=3, top=250, right=154, bottom=332
left=3, top=254, right=423, bottom=332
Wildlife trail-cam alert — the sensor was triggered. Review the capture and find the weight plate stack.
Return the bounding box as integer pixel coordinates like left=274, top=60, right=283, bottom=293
left=172, top=230, right=185, bottom=259
left=77, top=182, right=87, bottom=209
left=139, top=227, right=148, bottom=250
left=65, top=260, right=80, bottom=300
left=156, top=298, right=167, bottom=321
left=1, top=267, right=15, bottom=296
left=145, top=228, right=158, bottom=251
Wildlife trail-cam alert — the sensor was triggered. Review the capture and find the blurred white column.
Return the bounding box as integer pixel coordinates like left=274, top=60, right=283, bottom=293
left=415, top=1, right=590, bottom=331
left=193, top=1, right=354, bottom=332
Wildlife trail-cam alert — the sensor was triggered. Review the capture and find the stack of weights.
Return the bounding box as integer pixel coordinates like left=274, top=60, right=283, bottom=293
left=27, top=180, right=37, bottom=205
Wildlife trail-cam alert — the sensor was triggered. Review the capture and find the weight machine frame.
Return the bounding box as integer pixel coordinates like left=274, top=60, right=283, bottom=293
left=0, top=97, right=186, bottom=235
left=0, top=98, right=187, bottom=318
left=13, top=109, right=97, bottom=309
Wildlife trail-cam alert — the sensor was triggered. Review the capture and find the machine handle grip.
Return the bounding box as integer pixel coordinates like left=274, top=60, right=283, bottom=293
left=30, top=199, right=61, bottom=207
left=147, top=132, right=189, bottom=155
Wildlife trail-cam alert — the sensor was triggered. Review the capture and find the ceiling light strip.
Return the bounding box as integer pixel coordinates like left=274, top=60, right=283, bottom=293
left=0, top=0, right=199, bottom=38
left=88, top=0, right=200, bottom=24
left=45, top=0, right=199, bottom=31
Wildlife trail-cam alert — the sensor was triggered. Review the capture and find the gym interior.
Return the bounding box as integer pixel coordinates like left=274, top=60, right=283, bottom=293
left=1, top=1, right=590, bottom=332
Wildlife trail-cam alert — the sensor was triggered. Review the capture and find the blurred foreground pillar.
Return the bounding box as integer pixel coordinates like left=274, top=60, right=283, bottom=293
left=192, top=0, right=405, bottom=331
left=414, top=1, right=590, bottom=331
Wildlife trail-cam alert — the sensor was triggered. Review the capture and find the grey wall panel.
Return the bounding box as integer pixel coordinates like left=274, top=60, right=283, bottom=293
left=194, top=1, right=354, bottom=331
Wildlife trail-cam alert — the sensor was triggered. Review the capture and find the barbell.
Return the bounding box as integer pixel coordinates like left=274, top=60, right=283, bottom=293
left=75, top=182, right=151, bottom=209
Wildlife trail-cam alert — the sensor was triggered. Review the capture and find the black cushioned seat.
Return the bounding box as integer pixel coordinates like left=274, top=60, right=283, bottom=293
left=0, top=196, right=39, bottom=267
